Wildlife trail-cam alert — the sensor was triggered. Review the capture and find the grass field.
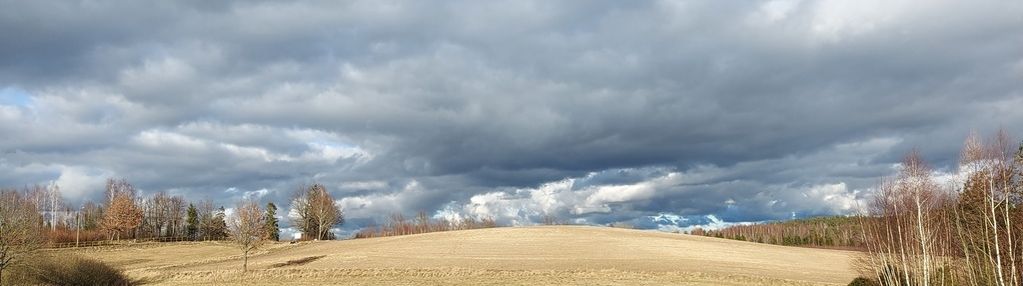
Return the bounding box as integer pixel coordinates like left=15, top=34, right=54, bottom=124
left=53, top=226, right=860, bottom=285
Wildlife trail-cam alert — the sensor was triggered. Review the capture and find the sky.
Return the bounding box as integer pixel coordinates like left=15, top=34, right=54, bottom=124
left=1, top=0, right=1022, bottom=236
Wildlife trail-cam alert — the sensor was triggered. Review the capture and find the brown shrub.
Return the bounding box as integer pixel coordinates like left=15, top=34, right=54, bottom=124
left=46, top=228, right=108, bottom=244
left=15, top=255, right=141, bottom=286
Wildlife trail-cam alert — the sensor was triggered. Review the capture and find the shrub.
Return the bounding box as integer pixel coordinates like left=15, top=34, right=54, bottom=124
left=25, top=255, right=139, bottom=286
left=847, top=277, right=879, bottom=286
left=46, top=228, right=108, bottom=244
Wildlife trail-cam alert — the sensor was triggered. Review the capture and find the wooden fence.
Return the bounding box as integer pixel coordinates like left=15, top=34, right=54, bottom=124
left=44, top=236, right=225, bottom=249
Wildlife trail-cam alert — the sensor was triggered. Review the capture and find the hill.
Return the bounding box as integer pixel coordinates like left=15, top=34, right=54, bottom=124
left=59, top=226, right=860, bottom=285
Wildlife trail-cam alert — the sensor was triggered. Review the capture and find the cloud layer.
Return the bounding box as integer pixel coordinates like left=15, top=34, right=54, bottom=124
left=2, top=0, right=1022, bottom=233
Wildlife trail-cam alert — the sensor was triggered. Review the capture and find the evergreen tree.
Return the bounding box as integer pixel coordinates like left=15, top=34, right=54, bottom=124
left=210, top=206, right=228, bottom=240
left=186, top=204, right=199, bottom=240
left=264, top=202, right=280, bottom=241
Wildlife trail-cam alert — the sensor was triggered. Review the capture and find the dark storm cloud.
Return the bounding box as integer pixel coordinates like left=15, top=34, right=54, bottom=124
left=2, top=0, right=1022, bottom=233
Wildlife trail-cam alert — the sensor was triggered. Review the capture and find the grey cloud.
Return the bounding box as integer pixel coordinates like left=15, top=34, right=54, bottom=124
left=1, top=0, right=1022, bottom=233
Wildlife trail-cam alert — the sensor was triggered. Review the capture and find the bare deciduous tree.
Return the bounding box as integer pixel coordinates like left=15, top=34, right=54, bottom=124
left=0, top=189, right=43, bottom=285
left=101, top=191, right=142, bottom=241
left=858, top=130, right=1023, bottom=286
left=104, top=178, right=136, bottom=206
left=229, top=199, right=265, bottom=272
left=310, top=185, right=343, bottom=240
left=291, top=184, right=343, bottom=240
left=289, top=186, right=311, bottom=240
left=196, top=199, right=228, bottom=240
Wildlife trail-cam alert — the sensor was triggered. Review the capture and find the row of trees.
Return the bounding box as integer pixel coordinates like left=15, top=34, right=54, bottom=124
left=8, top=179, right=352, bottom=244
left=4, top=179, right=239, bottom=243
left=692, top=216, right=867, bottom=249
left=858, top=131, right=1023, bottom=286
left=354, top=211, right=498, bottom=239
left=0, top=180, right=351, bottom=277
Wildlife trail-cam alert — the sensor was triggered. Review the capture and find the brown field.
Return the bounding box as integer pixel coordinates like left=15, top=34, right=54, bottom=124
left=52, top=226, right=861, bottom=285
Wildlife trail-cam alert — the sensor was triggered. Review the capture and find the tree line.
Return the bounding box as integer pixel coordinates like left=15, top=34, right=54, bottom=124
left=693, top=130, right=1023, bottom=286
left=0, top=180, right=346, bottom=279
left=692, top=216, right=867, bottom=250
left=2, top=179, right=243, bottom=243
left=354, top=211, right=498, bottom=239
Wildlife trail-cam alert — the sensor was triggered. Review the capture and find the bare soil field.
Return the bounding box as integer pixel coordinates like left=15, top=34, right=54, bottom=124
left=53, top=226, right=860, bottom=285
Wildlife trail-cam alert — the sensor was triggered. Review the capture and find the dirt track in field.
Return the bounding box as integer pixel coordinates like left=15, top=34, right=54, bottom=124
left=59, top=226, right=860, bottom=285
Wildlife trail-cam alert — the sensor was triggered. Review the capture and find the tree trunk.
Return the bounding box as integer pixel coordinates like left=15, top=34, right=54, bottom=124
left=916, top=193, right=930, bottom=286
left=990, top=179, right=1005, bottom=286
left=243, top=250, right=248, bottom=273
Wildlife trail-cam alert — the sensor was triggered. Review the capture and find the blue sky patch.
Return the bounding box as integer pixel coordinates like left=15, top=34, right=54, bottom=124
left=0, top=86, right=33, bottom=107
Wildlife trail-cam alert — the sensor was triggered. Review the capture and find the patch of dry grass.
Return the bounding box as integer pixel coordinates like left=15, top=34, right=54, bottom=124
left=138, top=268, right=832, bottom=286
left=4, top=254, right=140, bottom=286
left=270, top=255, right=325, bottom=268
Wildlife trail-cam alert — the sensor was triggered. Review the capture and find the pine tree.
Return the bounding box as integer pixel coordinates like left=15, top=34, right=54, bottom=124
left=186, top=204, right=199, bottom=240
left=264, top=202, right=280, bottom=241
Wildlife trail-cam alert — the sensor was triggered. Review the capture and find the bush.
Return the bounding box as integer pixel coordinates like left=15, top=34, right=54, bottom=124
left=46, top=228, right=108, bottom=244
left=16, top=255, right=140, bottom=286
left=847, top=277, right=879, bottom=286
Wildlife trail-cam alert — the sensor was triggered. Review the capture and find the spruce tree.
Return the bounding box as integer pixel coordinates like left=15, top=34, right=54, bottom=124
left=211, top=206, right=228, bottom=240
left=186, top=204, right=199, bottom=240
left=264, top=202, right=280, bottom=241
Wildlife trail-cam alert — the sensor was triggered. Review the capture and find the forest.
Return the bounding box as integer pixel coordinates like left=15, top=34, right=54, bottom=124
left=698, top=130, right=1023, bottom=285
left=692, top=216, right=867, bottom=250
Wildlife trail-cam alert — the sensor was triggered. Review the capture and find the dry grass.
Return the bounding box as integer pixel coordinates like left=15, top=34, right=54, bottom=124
left=270, top=255, right=325, bottom=268
left=3, top=254, right=139, bottom=286
left=54, top=226, right=859, bottom=285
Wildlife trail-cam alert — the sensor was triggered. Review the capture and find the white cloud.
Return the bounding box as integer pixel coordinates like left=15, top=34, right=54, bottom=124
left=134, top=130, right=208, bottom=150
left=243, top=188, right=270, bottom=200
left=0, top=105, right=22, bottom=121
left=339, top=180, right=389, bottom=190
left=799, top=182, right=864, bottom=215
left=580, top=173, right=680, bottom=213
left=810, top=0, right=898, bottom=42
left=119, top=57, right=198, bottom=96
left=54, top=165, right=113, bottom=199
left=132, top=126, right=371, bottom=164
left=336, top=180, right=426, bottom=221
left=654, top=214, right=749, bottom=233
left=300, top=141, right=371, bottom=164
left=758, top=0, right=801, bottom=23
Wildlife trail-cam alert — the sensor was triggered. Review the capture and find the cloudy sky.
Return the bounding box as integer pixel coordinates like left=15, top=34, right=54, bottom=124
left=2, top=0, right=1022, bottom=235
